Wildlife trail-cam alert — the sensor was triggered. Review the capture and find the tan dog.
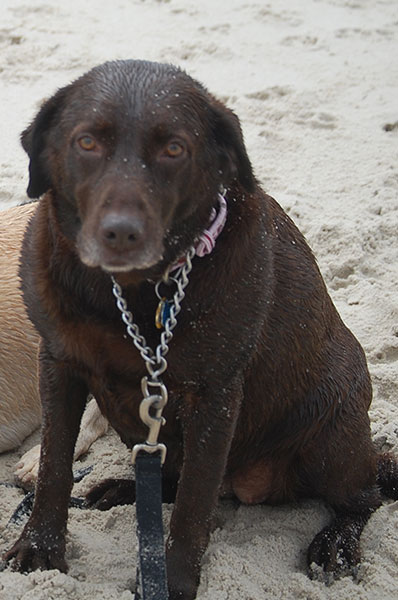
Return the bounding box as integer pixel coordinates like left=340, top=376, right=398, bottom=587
left=0, top=203, right=107, bottom=483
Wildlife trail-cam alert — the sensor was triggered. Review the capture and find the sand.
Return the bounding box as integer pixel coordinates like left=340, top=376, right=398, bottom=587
left=1, top=0, right=398, bottom=598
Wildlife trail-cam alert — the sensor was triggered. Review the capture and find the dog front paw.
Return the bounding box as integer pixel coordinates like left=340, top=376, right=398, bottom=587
left=3, top=528, right=67, bottom=573
left=168, top=581, right=198, bottom=600
left=166, top=543, right=200, bottom=600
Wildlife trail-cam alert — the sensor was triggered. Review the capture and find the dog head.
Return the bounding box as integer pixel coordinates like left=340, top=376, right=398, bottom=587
left=21, top=60, right=255, bottom=273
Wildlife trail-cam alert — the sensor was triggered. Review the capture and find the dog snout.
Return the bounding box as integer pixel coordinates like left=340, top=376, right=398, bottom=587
left=99, top=213, right=145, bottom=252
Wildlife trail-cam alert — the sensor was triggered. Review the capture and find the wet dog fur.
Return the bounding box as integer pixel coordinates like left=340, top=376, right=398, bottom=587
left=4, top=60, right=398, bottom=599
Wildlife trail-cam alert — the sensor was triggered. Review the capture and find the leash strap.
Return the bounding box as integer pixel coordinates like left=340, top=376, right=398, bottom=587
left=134, top=452, right=168, bottom=600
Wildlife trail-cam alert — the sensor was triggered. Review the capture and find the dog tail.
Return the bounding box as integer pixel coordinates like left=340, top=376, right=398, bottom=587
left=377, top=453, right=398, bottom=500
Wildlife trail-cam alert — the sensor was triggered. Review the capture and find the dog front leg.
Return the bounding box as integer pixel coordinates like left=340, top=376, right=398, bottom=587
left=166, top=383, right=241, bottom=600
left=3, top=345, right=88, bottom=572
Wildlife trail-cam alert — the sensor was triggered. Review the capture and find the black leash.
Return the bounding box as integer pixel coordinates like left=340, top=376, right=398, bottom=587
left=5, top=465, right=94, bottom=526
left=134, top=451, right=168, bottom=600
left=112, top=266, right=196, bottom=600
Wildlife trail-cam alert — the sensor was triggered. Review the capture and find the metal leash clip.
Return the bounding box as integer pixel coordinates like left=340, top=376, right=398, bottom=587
left=131, top=376, right=168, bottom=465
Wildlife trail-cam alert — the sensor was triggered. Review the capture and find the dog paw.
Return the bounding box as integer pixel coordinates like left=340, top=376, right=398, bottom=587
left=307, top=523, right=361, bottom=581
left=168, top=586, right=197, bottom=600
left=85, top=478, right=136, bottom=510
left=3, top=530, right=67, bottom=573
left=167, top=564, right=199, bottom=600
left=14, top=445, right=41, bottom=487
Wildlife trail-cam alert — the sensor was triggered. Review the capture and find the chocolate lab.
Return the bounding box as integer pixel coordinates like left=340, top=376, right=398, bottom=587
left=4, top=60, right=398, bottom=599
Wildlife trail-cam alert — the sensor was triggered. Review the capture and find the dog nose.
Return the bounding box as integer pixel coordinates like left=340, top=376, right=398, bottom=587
left=100, top=214, right=144, bottom=251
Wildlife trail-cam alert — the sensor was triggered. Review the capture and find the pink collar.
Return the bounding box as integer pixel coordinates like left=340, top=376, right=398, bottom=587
left=170, top=192, right=227, bottom=272
left=196, top=192, right=228, bottom=257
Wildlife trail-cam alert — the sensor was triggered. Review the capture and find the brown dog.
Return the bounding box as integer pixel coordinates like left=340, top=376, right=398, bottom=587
left=0, top=203, right=107, bottom=480
left=4, top=60, right=398, bottom=600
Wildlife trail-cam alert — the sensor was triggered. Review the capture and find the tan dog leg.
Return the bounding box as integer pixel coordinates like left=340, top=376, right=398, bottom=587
left=14, top=397, right=108, bottom=485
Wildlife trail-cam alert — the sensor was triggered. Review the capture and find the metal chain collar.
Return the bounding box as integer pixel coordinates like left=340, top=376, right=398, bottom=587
left=111, top=246, right=195, bottom=463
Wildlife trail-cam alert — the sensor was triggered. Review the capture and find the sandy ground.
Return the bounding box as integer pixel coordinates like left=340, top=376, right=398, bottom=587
left=1, top=0, right=398, bottom=598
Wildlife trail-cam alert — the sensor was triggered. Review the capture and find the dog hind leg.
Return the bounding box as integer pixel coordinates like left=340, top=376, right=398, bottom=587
left=307, top=485, right=381, bottom=580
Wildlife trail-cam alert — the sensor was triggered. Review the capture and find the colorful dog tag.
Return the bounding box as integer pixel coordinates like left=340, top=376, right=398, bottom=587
left=155, top=298, right=171, bottom=329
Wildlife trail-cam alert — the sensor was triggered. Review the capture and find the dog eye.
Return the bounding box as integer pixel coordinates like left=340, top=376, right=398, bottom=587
left=164, top=141, right=185, bottom=158
left=77, top=135, right=97, bottom=151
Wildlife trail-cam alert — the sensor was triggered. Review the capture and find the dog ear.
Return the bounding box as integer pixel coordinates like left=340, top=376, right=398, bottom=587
left=21, top=88, right=68, bottom=198
left=209, top=99, right=256, bottom=193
